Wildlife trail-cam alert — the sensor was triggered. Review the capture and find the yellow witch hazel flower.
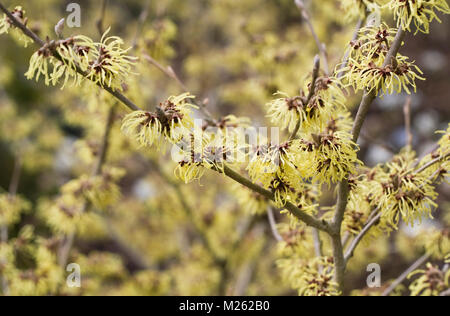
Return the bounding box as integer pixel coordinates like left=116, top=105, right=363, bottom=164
left=295, top=130, right=362, bottom=185
left=341, top=23, right=425, bottom=95
left=121, top=111, right=163, bottom=148
left=278, top=255, right=340, bottom=296
left=121, top=93, right=197, bottom=148
left=247, top=141, right=300, bottom=206
left=86, top=28, right=138, bottom=89
left=277, top=220, right=314, bottom=257
left=340, top=0, right=381, bottom=22
left=174, top=158, right=206, bottom=184
left=369, top=151, right=438, bottom=227
left=0, top=194, right=30, bottom=227
left=40, top=194, right=86, bottom=234
left=24, top=27, right=136, bottom=89
left=231, top=183, right=268, bottom=215
left=408, top=263, right=449, bottom=296
left=417, top=123, right=450, bottom=181
left=383, top=0, right=450, bottom=34
left=61, top=167, right=125, bottom=210
left=0, top=6, right=32, bottom=47
left=344, top=173, right=394, bottom=237
left=173, top=134, right=207, bottom=184
left=7, top=227, right=63, bottom=296
left=173, top=129, right=244, bottom=184
left=25, top=35, right=94, bottom=87
left=267, top=76, right=346, bottom=133
left=422, top=229, right=450, bottom=259
left=267, top=92, right=305, bottom=133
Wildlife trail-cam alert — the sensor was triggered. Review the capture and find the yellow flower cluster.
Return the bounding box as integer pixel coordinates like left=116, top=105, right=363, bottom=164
left=39, top=167, right=124, bottom=234
left=231, top=183, right=268, bottom=215
left=277, top=220, right=315, bottom=256
left=423, top=229, right=450, bottom=259
left=366, top=151, right=438, bottom=227
left=302, top=131, right=361, bottom=184
left=25, top=28, right=137, bottom=89
left=384, top=0, right=450, bottom=34
left=340, top=0, right=380, bottom=22
left=341, top=23, right=425, bottom=95
left=61, top=167, right=125, bottom=210
left=0, top=194, right=30, bottom=226
left=0, top=6, right=32, bottom=47
left=267, top=76, right=346, bottom=133
left=344, top=173, right=393, bottom=238
left=278, top=255, right=340, bottom=296
left=121, top=93, right=197, bottom=148
left=2, top=226, right=62, bottom=296
left=408, top=262, right=449, bottom=296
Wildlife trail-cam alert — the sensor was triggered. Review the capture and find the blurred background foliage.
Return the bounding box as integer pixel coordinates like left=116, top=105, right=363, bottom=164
left=0, top=0, right=448, bottom=295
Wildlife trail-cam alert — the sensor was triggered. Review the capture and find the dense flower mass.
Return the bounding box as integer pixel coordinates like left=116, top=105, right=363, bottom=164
left=408, top=263, right=449, bottom=296
left=267, top=76, right=346, bottom=133
left=383, top=0, right=450, bottom=34
left=340, top=0, right=380, bottom=22
left=24, top=28, right=136, bottom=89
left=0, top=0, right=449, bottom=297
left=86, top=28, right=138, bottom=89
left=341, top=23, right=425, bottom=95
left=364, top=151, right=439, bottom=227
left=279, top=255, right=340, bottom=296
left=121, top=93, right=197, bottom=148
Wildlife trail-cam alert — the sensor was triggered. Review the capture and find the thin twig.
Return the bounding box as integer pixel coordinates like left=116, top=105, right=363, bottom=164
left=414, top=153, right=450, bottom=175
left=142, top=54, right=215, bottom=121
left=440, top=288, right=450, bottom=296
left=96, top=0, right=108, bottom=35
left=143, top=54, right=188, bottom=91
left=289, top=55, right=320, bottom=141
left=267, top=207, right=283, bottom=242
left=93, top=107, right=115, bottom=175
left=132, top=0, right=151, bottom=49
left=294, top=0, right=329, bottom=75
left=312, top=228, right=323, bottom=258
left=344, top=211, right=381, bottom=263
left=381, top=253, right=431, bottom=296
left=217, top=165, right=331, bottom=233
left=337, top=19, right=364, bottom=79
left=403, top=96, right=413, bottom=148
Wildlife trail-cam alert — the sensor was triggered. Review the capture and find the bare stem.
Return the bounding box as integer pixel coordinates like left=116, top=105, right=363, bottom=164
left=289, top=55, right=320, bottom=141
left=218, top=165, right=331, bottom=233
left=96, top=0, right=108, bottom=35
left=381, top=253, right=431, bottom=296
left=403, top=96, right=413, bottom=148
left=312, top=228, right=323, bottom=258
left=132, top=0, right=151, bottom=49
left=294, top=0, right=329, bottom=75
left=143, top=54, right=215, bottom=120
left=267, top=207, right=283, bottom=242
left=344, top=211, right=381, bottom=263
left=414, top=153, right=450, bottom=175
left=143, top=54, right=188, bottom=92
